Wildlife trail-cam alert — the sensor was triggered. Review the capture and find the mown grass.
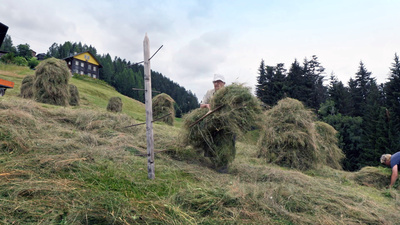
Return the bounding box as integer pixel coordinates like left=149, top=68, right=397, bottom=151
left=1, top=64, right=400, bottom=224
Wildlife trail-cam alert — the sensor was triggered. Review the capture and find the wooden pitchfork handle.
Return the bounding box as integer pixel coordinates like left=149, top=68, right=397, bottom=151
left=189, top=105, right=224, bottom=128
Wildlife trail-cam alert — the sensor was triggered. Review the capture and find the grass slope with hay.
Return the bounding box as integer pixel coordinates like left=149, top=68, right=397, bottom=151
left=1, top=64, right=400, bottom=224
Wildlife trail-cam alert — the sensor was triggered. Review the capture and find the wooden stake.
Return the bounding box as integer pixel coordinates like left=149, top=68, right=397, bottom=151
left=143, top=33, right=155, bottom=179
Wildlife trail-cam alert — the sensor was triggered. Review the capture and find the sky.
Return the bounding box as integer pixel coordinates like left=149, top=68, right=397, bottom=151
left=1, top=0, right=399, bottom=101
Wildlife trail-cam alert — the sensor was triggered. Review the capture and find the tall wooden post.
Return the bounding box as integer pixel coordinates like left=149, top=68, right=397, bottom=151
left=143, top=33, right=155, bottom=179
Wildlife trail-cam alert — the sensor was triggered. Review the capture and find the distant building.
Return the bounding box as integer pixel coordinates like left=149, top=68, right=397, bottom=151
left=64, top=51, right=102, bottom=79
left=30, top=49, right=36, bottom=57
left=0, top=50, right=7, bottom=58
left=36, top=53, right=46, bottom=60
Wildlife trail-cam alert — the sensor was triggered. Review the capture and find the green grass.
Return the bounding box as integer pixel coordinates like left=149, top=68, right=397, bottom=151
left=1, top=63, right=400, bottom=224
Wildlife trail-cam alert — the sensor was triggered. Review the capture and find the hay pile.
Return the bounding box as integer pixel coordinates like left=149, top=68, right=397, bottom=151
left=349, top=166, right=391, bottom=189
left=69, top=84, right=80, bottom=106
left=20, top=75, right=34, bottom=99
left=107, top=97, right=123, bottom=113
left=152, top=93, right=175, bottom=125
left=257, top=98, right=344, bottom=171
left=183, top=84, right=262, bottom=169
left=33, top=58, right=71, bottom=106
left=314, top=121, right=345, bottom=170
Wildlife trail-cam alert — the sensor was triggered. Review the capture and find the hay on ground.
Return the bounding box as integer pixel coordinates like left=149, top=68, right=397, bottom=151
left=182, top=84, right=262, bottom=169
left=107, top=97, right=123, bottom=113
left=152, top=93, right=175, bottom=125
left=349, top=166, right=391, bottom=189
left=68, top=84, right=80, bottom=106
left=20, top=75, right=34, bottom=99
left=257, top=98, right=344, bottom=171
left=33, top=58, right=71, bottom=106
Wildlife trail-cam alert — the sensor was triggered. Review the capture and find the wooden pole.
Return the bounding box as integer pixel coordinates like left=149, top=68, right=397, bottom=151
left=143, top=33, right=155, bottom=179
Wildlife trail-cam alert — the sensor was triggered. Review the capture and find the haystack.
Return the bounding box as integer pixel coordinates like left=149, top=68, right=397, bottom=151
left=20, top=75, right=34, bottom=99
left=183, top=84, right=262, bottom=169
left=152, top=93, right=175, bottom=126
left=257, top=98, right=344, bottom=171
left=69, top=84, right=80, bottom=106
left=33, top=58, right=71, bottom=106
left=314, top=121, right=345, bottom=169
left=107, top=97, right=122, bottom=113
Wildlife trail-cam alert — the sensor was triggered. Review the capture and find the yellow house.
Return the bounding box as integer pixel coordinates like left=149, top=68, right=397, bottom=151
left=64, top=51, right=103, bottom=79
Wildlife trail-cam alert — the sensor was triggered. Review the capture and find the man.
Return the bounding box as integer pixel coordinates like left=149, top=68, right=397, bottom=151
left=380, top=152, right=400, bottom=188
left=200, top=74, right=225, bottom=111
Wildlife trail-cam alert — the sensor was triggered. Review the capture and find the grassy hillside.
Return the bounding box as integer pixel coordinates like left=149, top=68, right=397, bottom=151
left=1, top=64, right=400, bottom=224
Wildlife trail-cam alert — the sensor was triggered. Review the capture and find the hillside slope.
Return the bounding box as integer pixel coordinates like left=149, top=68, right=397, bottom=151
left=1, top=64, right=400, bottom=224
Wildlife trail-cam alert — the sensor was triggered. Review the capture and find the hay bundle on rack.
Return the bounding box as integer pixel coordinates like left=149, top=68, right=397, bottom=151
left=107, top=97, right=123, bottom=113
left=20, top=75, right=34, bottom=99
left=152, top=93, right=175, bottom=126
left=68, top=84, right=80, bottom=106
left=257, top=98, right=344, bottom=171
left=33, top=58, right=71, bottom=106
left=182, top=84, right=262, bottom=169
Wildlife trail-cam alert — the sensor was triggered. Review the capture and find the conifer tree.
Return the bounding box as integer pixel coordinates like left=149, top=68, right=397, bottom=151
left=384, top=53, right=400, bottom=151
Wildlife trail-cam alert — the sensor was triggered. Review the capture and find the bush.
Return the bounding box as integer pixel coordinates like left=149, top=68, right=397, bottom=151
left=20, top=75, right=34, bottom=99
left=152, top=93, right=175, bottom=125
left=107, top=97, right=122, bottom=113
left=28, top=57, right=39, bottom=69
left=33, top=58, right=71, bottom=106
left=14, top=56, right=28, bottom=66
left=0, top=52, right=15, bottom=64
left=69, top=84, right=80, bottom=106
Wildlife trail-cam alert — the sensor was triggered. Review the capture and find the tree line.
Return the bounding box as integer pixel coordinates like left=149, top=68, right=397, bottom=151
left=0, top=36, right=199, bottom=117
left=256, top=54, right=400, bottom=171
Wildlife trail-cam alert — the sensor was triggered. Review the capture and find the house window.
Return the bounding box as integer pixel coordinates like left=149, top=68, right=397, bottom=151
left=81, top=62, right=84, bottom=67
left=80, top=71, right=83, bottom=75
left=93, top=74, right=96, bottom=79
left=93, top=66, right=96, bottom=71
left=88, top=73, right=91, bottom=77
left=88, top=64, right=92, bottom=70
left=75, top=61, right=79, bottom=66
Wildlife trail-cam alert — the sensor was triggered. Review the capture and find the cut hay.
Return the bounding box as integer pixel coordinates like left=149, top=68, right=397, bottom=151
left=107, top=96, right=123, bottom=113
left=348, top=166, right=391, bottom=189
left=33, top=58, right=71, bottom=106
left=20, top=75, right=34, bottom=99
left=257, top=98, right=344, bottom=171
left=68, top=84, right=80, bottom=106
left=152, top=93, right=175, bottom=125
left=182, top=84, right=262, bottom=169
left=315, top=121, right=345, bottom=170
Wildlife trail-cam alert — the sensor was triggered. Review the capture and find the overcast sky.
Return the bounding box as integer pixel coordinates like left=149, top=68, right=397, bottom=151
left=1, top=0, right=399, bottom=101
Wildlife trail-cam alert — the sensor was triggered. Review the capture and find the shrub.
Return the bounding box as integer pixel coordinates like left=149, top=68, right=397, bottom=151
left=14, top=56, right=28, bottom=66
left=28, top=57, right=39, bottom=69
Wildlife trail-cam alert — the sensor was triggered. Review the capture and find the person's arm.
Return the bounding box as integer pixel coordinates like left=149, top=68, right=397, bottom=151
left=389, top=165, right=398, bottom=188
left=200, top=103, right=211, bottom=110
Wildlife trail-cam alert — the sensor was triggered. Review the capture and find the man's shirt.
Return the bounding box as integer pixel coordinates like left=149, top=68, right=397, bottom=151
left=201, top=89, right=215, bottom=105
left=391, top=151, right=400, bottom=168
